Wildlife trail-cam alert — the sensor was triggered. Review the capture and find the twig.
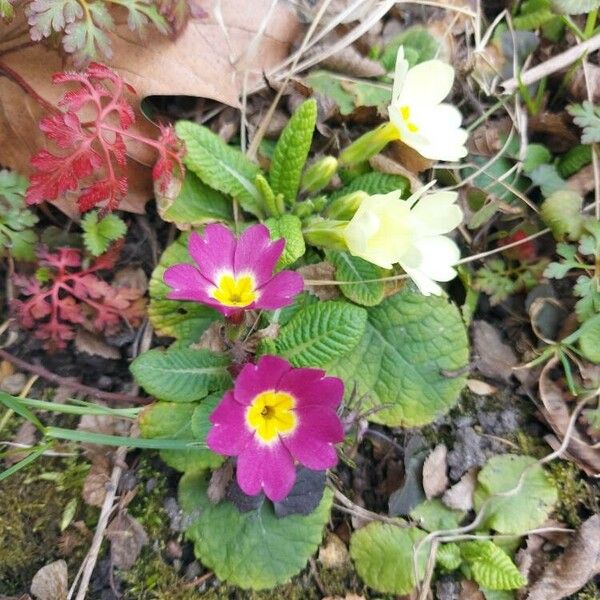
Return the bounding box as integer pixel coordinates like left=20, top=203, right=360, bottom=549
left=501, top=33, right=600, bottom=93
left=0, top=348, right=150, bottom=405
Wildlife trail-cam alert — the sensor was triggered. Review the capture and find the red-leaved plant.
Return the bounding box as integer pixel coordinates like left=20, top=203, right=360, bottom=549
left=12, top=245, right=146, bottom=351
left=25, top=62, right=184, bottom=214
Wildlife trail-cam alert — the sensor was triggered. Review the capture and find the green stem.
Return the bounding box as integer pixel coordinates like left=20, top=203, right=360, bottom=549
left=584, top=9, right=598, bottom=39
left=17, top=397, right=140, bottom=419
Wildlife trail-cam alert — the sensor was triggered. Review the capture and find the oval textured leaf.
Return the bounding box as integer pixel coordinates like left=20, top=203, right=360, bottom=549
left=179, top=470, right=333, bottom=589
left=329, top=288, right=469, bottom=427
left=130, top=347, right=231, bottom=402
left=148, top=232, right=220, bottom=344
left=350, top=523, right=429, bottom=595
left=275, top=301, right=367, bottom=367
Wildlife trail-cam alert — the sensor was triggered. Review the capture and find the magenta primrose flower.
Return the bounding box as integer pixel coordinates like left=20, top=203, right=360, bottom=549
left=207, top=355, right=345, bottom=502
left=163, top=223, right=304, bottom=317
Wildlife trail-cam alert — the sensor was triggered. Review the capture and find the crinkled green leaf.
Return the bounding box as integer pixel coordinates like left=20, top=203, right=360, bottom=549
left=275, top=301, right=367, bottom=367
left=474, top=455, right=557, bottom=535
left=179, top=470, right=333, bottom=589
left=327, top=251, right=387, bottom=307
left=557, top=144, right=592, bottom=178
left=329, top=289, right=469, bottom=427
left=410, top=499, right=464, bottom=532
left=269, top=99, right=317, bottom=204
left=81, top=211, right=127, bottom=256
left=139, top=400, right=223, bottom=471
left=540, top=190, right=584, bottom=241
left=176, top=121, right=263, bottom=217
left=574, top=275, right=600, bottom=321
left=578, top=313, right=600, bottom=363
left=568, top=102, right=600, bottom=144
left=350, top=523, right=429, bottom=595
left=514, top=0, right=555, bottom=29
left=275, top=291, right=319, bottom=327
left=265, top=214, right=306, bottom=268
left=552, top=0, right=600, bottom=14
left=130, top=347, right=231, bottom=402
left=149, top=232, right=220, bottom=344
left=159, top=171, right=233, bottom=229
left=329, top=172, right=410, bottom=201
left=436, top=542, right=462, bottom=571
left=380, top=27, right=440, bottom=69
left=461, top=541, right=527, bottom=590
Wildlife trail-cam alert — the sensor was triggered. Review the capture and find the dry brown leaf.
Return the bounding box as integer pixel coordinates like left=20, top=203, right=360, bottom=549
left=106, top=512, right=149, bottom=570
left=472, top=320, right=518, bottom=383
left=467, top=119, right=511, bottom=156
left=568, top=63, right=600, bottom=102
left=5, top=421, right=37, bottom=467
left=82, top=455, right=111, bottom=507
left=318, top=532, right=349, bottom=569
left=442, top=469, right=477, bottom=511
left=567, top=163, right=595, bottom=197
left=369, top=154, right=422, bottom=191
left=74, top=330, right=120, bottom=360
left=0, top=1, right=299, bottom=214
left=388, top=140, right=434, bottom=174
left=466, top=379, right=498, bottom=396
left=207, top=462, right=234, bottom=504
left=526, top=515, right=600, bottom=600
left=0, top=595, right=33, bottom=600
left=322, top=596, right=366, bottom=600
left=422, top=444, right=449, bottom=499
left=539, top=357, right=600, bottom=476
left=112, top=267, right=149, bottom=296
left=529, top=112, right=579, bottom=153
left=459, top=579, right=485, bottom=600
left=30, top=560, right=68, bottom=600
left=193, top=321, right=227, bottom=354
left=318, top=42, right=386, bottom=78
left=297, top=262, right=339, bottom=300
left=0, top=372, right=27, bottom=395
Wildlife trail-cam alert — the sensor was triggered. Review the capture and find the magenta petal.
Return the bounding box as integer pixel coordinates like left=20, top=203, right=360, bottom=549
left=188, top=225, right=236, bottom=284
left=255, top=271, right=304, bottom=310
left=206, top=391, right=252, bottom=455
left=278, top=371, right=344, bottom=410
left=164, top=264, right=214, bottom=303
left=236, top=440, right=296, bottom=501
left=283, top=408, right=343, bottom=470
left=233, top=355, right=292, bottom=405
left=234, top=224, right=283, bottom=284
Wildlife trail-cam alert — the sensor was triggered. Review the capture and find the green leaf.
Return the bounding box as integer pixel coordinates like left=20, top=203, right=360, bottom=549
left=158, top=170, right=233, bottom=228
left=175, top=121, right=263, bottom=217
left=461, top=541, right=527, bottom=590
left=409, top=499, right=464, bottom=532
left=305, top=71, right=391, bottom=116
left=568, top=102, right=600, bottom=144
left=149, top=232, right=220, bottom=344
left=474, top=454, right=558, bottom=535
left=527, top=164, right=567, bottom=197
left=329, top=172, right=410, bottom=201
left=464, top=156, right=528, bottom=202
left=139, top=399, right=223, bottom=471
left=80, top=211, right=127, bottom=256
left=350, top=523, right=429, bottom=595
left=552, top=0, right=600, bottom=14
left=541, top=190, right=585, bottom=241
left=578, top=313, right=600, bottom=363
left=513, top=0, right=556, bottom=29
left=269, top=99, right=317, bottom=204
left=327, top=251, right=387, bottom=306
left=380, top=27, right=440, bottom=70
left=130, top=347, right=231, bottom=403
left=179, top=470, right=333, bottom=589
left=275, top=301, right=367, bottom=367
left=62, top=2, right=113, bottom=61
left=436, top=542, right=462, bottom=571
left=574, top=275, right=600, bottom=321
left=0, top=0, right=15, bottom=21
left=264, top=214, right=306, bottom=268
left=329, top=289, right=469, bottom=427
left=557, top=144, right=592, bottom=178
left=522, top=144, right=552, bottom=173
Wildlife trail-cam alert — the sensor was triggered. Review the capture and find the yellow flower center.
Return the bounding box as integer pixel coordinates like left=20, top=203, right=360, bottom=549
left=246, top=390, right=297, bottom=443
left=211, top=273, right=258, bottom=307
left=400, top=105, right=419, bottom=133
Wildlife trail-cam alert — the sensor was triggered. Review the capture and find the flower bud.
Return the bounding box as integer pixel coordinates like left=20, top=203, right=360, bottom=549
left=302, top=218, right=349, bottom=251
left=338, top=122, right=398, bottom=167
left=325, top=191, right=368, bottom=220
left=301, top=156, right=338, bottom=193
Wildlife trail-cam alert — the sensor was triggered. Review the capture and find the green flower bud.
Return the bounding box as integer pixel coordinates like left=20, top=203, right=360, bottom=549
left=301, top=156, right=338, bottom=193
left=338, top=122, right=398, bottom=167
left=325, top=191, right=368, bottom=220
left=303, top=217, right=348, bottom=251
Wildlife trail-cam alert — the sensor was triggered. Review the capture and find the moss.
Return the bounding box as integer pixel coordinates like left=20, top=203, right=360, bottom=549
left=546, top=460, right=595, bottom=527
left=573, top=582, right=600, bottom=600
left=0, top=456, right=88, bottom=594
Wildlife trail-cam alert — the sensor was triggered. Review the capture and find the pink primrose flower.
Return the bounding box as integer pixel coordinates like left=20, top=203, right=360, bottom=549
left=207, top=355, right=345, bottom=502
left=163, top=224, right=304, bottom=317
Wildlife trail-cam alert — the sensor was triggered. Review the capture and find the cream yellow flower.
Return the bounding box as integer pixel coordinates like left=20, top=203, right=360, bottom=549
left=343, top=187, right=463, bottom=296
left=388, top=47, right=468, bottom=162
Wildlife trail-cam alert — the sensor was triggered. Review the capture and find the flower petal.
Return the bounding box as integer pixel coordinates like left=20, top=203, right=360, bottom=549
left=399, top=59, right=455, bottom=106
left=391, top=45, right=409, bottom=105
left=207, top=391, right=253, bottom=455
left=234, top=224, right=284, bottom=285
left=236, top=440, right=296, bottom=501
left=278, top=370, right=344, bottom=410
left=283, top=407, right=342, bottom=470
left=254, top=270, right=304, bottom=310
left=234, top=355, right=292, bottom=405
left=409, top=191, right=463, bottom=237
left=164, top=264, right=214, bottom=303
left=188, top=225, right=236, bottom=285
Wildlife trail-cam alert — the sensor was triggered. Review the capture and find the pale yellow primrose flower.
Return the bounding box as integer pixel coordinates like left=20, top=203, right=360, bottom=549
left=388, top=47, right=468, bottom=162
left=343, top=187, right=463, bottom=296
